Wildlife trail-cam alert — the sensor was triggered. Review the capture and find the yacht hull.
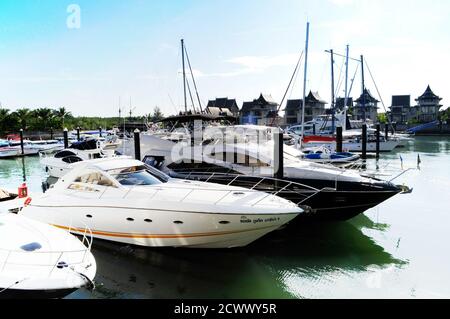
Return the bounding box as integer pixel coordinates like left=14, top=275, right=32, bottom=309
left=21, top=206, right=299, bottom=248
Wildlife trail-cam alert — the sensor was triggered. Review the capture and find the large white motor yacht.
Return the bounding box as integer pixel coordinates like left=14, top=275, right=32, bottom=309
left=20, top=158, right=303, bottom=248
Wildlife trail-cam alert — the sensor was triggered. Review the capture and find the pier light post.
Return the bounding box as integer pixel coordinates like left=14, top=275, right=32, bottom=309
left=63, top=128, right=69, bottom=149
left=134, top=129, right=141, bottom=161
left=19, top=129, right=24, bottom=155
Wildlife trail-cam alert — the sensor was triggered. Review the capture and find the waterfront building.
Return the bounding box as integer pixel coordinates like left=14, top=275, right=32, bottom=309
left=354, top=89, right=379, bottom=122
left=283, top=91, right=327, bottom=125
left=240, top=94, right=279, bottom=125
left=414, top=85, right=442, bottom=123
left=206, top=98, right=239, bottom=117
left=389, top=95, right=414, bottom=124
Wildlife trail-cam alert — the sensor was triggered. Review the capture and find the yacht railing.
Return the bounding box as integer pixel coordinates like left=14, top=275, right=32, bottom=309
left=167, top=170, right=326, bottom=206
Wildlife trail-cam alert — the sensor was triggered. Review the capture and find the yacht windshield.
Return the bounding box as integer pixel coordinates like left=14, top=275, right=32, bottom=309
left=108, top=166, right=164, bottom=186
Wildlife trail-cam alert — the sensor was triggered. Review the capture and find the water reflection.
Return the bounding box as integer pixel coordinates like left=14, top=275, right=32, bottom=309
left=69, top=217, right=404, bottom=299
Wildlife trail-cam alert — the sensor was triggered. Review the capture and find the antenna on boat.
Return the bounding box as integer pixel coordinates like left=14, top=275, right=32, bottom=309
left=300, top=22, right=310, bottom=149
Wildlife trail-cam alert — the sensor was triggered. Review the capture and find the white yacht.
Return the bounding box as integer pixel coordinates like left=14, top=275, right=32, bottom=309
left=0, top=191, right=96, bottom=299
left=40, top=138, right=123, bottom=178
left=135, top=125, right=405, bottom=221
left=20, top=158, right=303, bottom=248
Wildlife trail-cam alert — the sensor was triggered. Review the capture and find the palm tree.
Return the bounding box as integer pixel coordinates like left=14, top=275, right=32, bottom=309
left=0, top=108, right=11, bottom=133
left=34, top=108, right=55, bottom=131
left=54, top=107, right=72, bottom=129
left=12, top=108, right=32, bottom=130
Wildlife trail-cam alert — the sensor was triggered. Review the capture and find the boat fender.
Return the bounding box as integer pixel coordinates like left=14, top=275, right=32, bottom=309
left=18, top=183, right=28, bottom=199
left=24, top=197, right=32, bottom=207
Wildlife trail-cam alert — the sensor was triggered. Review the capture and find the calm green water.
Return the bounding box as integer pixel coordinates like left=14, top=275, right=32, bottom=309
left=0, top=137, right=449, bottom=299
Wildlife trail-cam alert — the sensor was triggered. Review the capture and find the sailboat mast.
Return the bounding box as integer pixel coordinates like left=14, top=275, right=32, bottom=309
left=360, top=54, right=366, bottom=122
left=300, top=22, right=310, bottom=148
left=344, top=45, right=350, bottom=131
left=330, top=49, right=335, bottom=134
left=181, top=39, right=187, bottom=114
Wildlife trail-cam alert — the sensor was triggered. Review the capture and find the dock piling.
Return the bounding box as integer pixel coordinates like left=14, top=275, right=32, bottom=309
left=134, top=129, right=141, bottom=160
left=234, top=136, right=238, bottom=164
left=385, top=124, right=389, bottom=141
left=274, top=129, right=284, bottom=180
left=63, top=128, right=69, bottom=149
left=19, top=129, right=24, bottom=155
left=376, top=124, right=381, bottom=159
left=336, top=127, right=343, bottom=153
left=362, top=124, right=367, bottom=160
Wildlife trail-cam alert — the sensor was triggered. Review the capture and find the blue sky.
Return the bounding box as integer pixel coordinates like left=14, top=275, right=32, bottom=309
left=0, top=0, right=449, bottom=117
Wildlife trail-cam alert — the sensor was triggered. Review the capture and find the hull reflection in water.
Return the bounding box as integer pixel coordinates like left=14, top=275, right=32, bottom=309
left=71, top=215, right=405, bottom=299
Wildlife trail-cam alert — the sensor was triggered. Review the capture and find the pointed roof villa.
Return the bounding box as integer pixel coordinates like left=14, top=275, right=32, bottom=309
left=355, top=89, right=380, bottom=105
left=416, top=85, right=442, bottom=102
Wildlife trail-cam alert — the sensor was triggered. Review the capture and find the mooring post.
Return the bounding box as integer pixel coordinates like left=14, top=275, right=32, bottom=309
left=376, top=124, right=381, bottom=159
left=134, top=129, right=141, bottom=160
left=19, top=129, right=24, bottom=155
left=385, top=124, right=389, bottom=141
left=362, top=124, right=367, bottom=160
left=234, top=136, right=238, bottom=164
left=63, top=128, right=69, bottom=149
left=77, top=127, right=81, bottom=141
left=336, top=126, right=343, bottom=153
left=274, top=128, right=284, bottom=180
left=222, top=129, right=227, bottom=163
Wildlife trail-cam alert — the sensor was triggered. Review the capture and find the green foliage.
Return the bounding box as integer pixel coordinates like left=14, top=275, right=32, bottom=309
left=0, top=106, right=164, bottom=135
left=151, top=106, right=165, bottom=122
left=377, top=113, right=387, bottom=124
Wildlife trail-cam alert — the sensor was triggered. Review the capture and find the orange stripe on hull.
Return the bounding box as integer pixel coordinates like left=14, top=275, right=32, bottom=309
left=53, top=224, right=278, bottom=239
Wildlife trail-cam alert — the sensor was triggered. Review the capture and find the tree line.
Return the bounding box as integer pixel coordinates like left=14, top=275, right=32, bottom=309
left=0, top=107, right=165, bottom=135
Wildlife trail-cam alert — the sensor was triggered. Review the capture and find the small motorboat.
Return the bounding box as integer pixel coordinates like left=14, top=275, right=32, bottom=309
left=40, top=138, right=123, bottom=178
left=301, top=147, right=361, bottom=166
left=19, top=158, right=303, bottom=249
left=0, top=190, right=96, bottom=299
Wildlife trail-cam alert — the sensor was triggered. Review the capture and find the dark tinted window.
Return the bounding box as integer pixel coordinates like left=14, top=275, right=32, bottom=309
left=62, top=156, right=83, bottom=164
left=55, top=151, right=76, bottom=159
